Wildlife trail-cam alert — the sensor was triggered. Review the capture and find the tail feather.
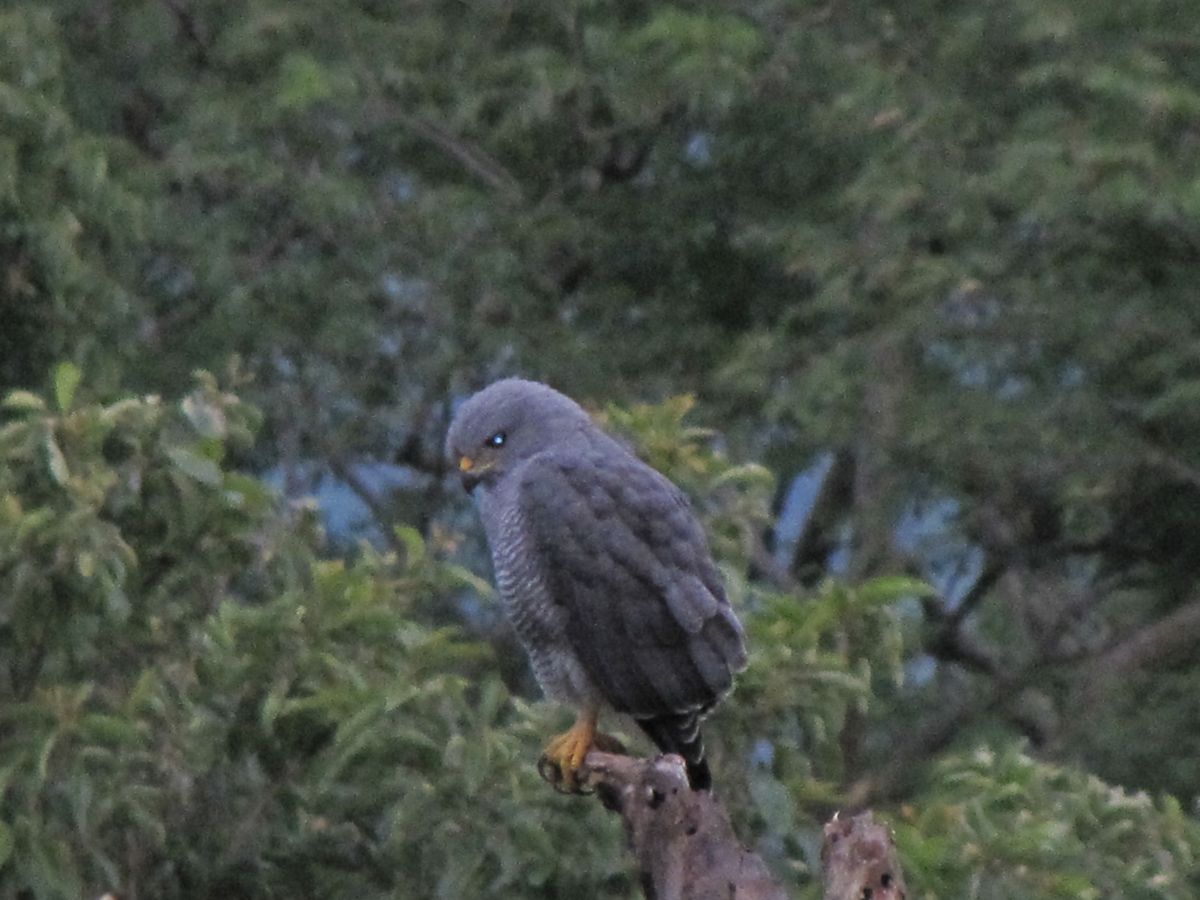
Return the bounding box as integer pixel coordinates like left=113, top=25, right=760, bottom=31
left=635, top=711, right=712, bottom=790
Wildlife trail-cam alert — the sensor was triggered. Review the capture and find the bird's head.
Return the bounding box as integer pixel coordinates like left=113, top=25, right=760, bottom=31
left=445, top=378, right=593, bottom=492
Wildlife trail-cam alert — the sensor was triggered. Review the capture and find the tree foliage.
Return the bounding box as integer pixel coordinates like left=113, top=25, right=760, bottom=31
left=1, top=0, right=1199, bottom=896
left=0, top=375, right=621, bottom=897
left=900, top=746, right=1200, bottom=900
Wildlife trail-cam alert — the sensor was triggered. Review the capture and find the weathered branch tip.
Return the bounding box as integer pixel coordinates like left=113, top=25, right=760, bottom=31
left=568, top=751, right=910, bottom=900
left=821, top=811, right=908, bottom=900
left=580, top=750, right=788, bottom=900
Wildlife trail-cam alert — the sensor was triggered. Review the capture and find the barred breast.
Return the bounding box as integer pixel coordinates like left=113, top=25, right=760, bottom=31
left=479, top=486, right=600, bottom=707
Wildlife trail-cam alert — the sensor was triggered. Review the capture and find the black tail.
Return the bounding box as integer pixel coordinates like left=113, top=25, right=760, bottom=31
left=635, top=711, right=711, bottom=790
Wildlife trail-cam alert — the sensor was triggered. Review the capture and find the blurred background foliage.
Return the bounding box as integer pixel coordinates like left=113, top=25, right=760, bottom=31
left=1, top=0, right=1199, bottom=896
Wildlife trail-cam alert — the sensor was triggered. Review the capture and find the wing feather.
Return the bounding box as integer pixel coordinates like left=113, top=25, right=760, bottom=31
left=517, top=448, right=747, bottom=718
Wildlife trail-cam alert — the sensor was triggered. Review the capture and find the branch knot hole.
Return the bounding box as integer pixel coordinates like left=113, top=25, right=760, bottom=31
left=644, top=786, right=664, bottom=809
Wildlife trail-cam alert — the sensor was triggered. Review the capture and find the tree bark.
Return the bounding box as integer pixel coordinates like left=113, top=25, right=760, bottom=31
left=580, top=752, right=909, bottom=900
left=1092, top=597, right=1200, bottom=675
left=582, top=751, right=788, bottom=900
left=821, top=812, right=908, bottom=900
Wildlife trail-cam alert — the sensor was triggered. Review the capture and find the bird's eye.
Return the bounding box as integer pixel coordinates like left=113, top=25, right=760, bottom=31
left=486, top=431, right=506, bottom=448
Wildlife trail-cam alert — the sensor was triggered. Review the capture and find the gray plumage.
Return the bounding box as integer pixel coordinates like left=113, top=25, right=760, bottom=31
left=445, top=378, right=747, bottom=789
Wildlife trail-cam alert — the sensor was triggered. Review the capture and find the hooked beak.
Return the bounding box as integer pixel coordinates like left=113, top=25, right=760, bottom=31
left=458, top=455, right=483, bottom=492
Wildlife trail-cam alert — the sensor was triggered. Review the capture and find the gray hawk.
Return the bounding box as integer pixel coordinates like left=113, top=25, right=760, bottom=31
left=445, top=378, right=747, bottom=791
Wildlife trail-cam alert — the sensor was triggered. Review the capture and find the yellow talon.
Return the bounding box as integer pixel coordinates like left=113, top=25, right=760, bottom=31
left=539, top=707, right=598, bottom=792
left=537, top=707, right=627, bottom=793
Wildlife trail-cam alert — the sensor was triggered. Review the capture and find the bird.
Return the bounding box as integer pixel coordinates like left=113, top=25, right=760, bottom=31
left=445, top=378, right=747, bottom=791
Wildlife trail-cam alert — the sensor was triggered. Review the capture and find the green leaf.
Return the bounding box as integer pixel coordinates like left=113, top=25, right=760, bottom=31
left=477, top=678, right=508, bottom=725
left=711, top=462, right=775, bottom=489
left=80, top=713, right=142, bottom=746
left=2, top=390, right=45, bottom=412
left=25, top=831, right=83, bottom=899
left=15, top=506, right=54, bottom=539
left=395, top=525, right=426, bottom=568
left=101, top=577, right=131, bottom=622
left=43, top=431, right=69, bottom=484
left=276, top=52, right=334, bottom=111
left=0, top=820, right=11, bottom=869
left=0, top=138, right=16, bottom=203
left=181, top=393, right=227, bottom=439
left=748, top=772, right=794, bottom=834
left=127, top=670, right=163, bottom=715
left=855, top=576, right=937, bottom=607
left=166, top=446, right=222, bottom=485
left=53, top=361, right=81, bottom=412
left=444, top=563, right=494, bottom=598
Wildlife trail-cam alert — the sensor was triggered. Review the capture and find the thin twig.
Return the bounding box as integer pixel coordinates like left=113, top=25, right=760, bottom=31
left=391, top=109, right=525, bottom=202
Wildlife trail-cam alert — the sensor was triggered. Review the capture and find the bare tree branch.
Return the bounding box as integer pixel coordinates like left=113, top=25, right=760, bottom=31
left=843, top=681, right=979, bottom=808
left=390, top=108, right=525, bottom=202
left=1137, top=440, right=1200, bottom=491
left=159, top=0, right=211, bottom=64
left=581, top=751, right=789, bottom=900
left=941, top=556, right=1008, bottom=628
left=1092, top=597, right=1200, bottom=675
left=327, top=456, right=398, bottom=540
left=844, top=657, right=1052, bottom=807
left=580, top=752, right=910, bottom=900
left=822, top=812, right=909, bottom=900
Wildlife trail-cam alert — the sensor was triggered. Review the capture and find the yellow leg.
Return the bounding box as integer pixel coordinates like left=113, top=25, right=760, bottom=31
left=539, top=706, right=598, bottom=792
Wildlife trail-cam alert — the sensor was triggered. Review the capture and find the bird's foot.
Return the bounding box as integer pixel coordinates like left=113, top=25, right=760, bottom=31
left=537, top=714, right=625, bottom=794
